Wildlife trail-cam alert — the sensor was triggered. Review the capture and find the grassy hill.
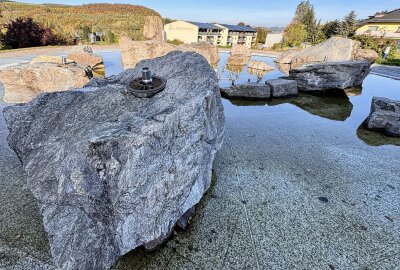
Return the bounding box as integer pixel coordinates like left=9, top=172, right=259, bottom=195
left=0, top=1, right=160, bottom=42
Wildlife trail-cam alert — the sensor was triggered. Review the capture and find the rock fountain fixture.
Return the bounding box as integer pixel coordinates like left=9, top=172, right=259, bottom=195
left=3, top=51, right=225, bottom=270
left=127, top=67, right=167, bottom=98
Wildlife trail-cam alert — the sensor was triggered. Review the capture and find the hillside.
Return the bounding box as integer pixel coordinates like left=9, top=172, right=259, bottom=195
left=0, top=1, right=160, bottom=41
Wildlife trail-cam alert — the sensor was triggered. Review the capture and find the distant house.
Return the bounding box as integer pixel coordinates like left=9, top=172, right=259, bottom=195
left=164, top=20, right=257, bottom=48
left=214, top=24, right=257, bottom=48
left=264, top=32, right=283, bottom=48
left=73, top=32, right=83, bottom=44
left=88, top=32, right=105, bottom=44
left=355, top=9, right=400, bottom=42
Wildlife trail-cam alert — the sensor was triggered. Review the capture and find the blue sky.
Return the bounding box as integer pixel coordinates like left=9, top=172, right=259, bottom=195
left=15, top=0, right=400, bottom=26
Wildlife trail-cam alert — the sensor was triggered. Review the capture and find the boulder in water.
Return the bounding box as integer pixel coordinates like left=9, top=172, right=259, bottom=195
left=287, top=61, right=371, bottom=91
left=366, top=97, right=400, bottom=137
left=3, top=51, right=225, bottom=270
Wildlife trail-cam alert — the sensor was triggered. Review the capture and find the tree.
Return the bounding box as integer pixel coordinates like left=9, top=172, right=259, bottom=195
left=255, top=27, right=268, bottom=44
left=77, top=25, right=91, bottom=41
left=283, top=23, right=307, bottom=47
left=105, top=30, right=115, bottom=44
left=237, top=22, right=246, bottom=26
left=3, top=17, right=61, bottom=49
left=292, top=0, right=319, bottom=43
left=322, top=20, right=341, bottom=39
left=340, top=11, right=357, bottom=37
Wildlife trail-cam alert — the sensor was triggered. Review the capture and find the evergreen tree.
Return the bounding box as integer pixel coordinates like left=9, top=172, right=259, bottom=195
left=292, top=0, right=319, bottom=43
left=322, top=20, right=341, bottom=38
left=340, top=11, right=357, bottom=37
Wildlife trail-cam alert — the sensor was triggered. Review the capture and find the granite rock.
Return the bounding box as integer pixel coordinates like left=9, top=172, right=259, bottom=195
left=120, top=37, right=220, bottom=69
left=275, top=37, right=361, bottom=68
left=0, top=62, right=90, bottom=103
left=287, top=61, right=371, bottom=91
left=143, top=16, right=165, bottom=41
left=220, top=83, right=271, bottom=100
left=366, top=97, right=400, bottom=137
left=266, top=79, right=298, bottom=98
left=3, top=51, right=225, bottom=270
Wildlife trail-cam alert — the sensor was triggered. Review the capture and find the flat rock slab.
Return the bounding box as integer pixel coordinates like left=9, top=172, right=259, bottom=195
left=220, top=83, right=271, bottom=100
left=266, top=79, right=298, bottom=98
left=3, top=51, right=225, bottom=270
left=287, top=61, right=371, bottom=91
left=366, top=97, right=400, bottom=137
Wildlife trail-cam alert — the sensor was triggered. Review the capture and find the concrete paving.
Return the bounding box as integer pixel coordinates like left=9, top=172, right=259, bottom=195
left=0, top=53, right=400, bottom=269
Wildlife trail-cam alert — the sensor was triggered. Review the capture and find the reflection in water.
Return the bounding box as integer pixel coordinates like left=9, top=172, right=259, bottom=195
left=228, top=99, right=268, bottom=106
left=344, top=86, right=362, bottom=97
left=357, top=121, right=400, bottom=146
left=92, top=64, right=105, bottom=78
left=275, top=63, right=291, bottom=74
left=223, top=64, right=245, bottom=85
left=247, top=68, right=268, bottom=83
left=268, top=90, right=353, bottom=121
left=225, top=89, right=353, bottom=121
left=227, top=55, right=250, bottom=66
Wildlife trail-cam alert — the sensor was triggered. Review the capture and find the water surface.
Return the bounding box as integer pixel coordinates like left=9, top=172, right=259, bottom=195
left=100, top=51, right=400, bottom=147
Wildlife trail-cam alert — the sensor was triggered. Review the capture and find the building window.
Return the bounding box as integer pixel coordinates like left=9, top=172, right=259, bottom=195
left=368, top=26, right=379, bottom=31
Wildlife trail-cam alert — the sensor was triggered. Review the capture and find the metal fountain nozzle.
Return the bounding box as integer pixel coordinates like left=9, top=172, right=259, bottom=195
left=141, top=67, right=153, bottom=84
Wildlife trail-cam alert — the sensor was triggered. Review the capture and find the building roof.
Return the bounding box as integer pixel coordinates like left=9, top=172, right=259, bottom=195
left=219, top=24, right=257, bottom=32
left=188, top=22, right=221, bottom=30
left=362, top=9, right=400, bottom=24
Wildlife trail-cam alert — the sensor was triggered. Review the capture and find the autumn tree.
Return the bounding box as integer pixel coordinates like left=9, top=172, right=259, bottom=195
left=283, top=23, right=307, bottom=47
left=3, top=17, right=62, bottom=48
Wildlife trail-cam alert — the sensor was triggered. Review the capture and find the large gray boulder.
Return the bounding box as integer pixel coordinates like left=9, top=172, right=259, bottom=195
left=220, top=83, right=271, bottom=100
left=287, top=61, right=371, bottom=91
left=3, top=51, right=225, bottom=270
left=276, top=37, right=360, bottom=68
left=366, top=97, right=400, bottom=137
left=275, top=37, right=378, bottom=70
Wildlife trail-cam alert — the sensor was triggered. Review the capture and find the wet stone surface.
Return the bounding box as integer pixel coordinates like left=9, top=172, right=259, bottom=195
left=1, top=51, right=400, bottom=269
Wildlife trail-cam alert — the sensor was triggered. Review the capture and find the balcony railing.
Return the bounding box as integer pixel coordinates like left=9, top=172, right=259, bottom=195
left=198, top=31, right=220, bottom=36
left=355, top=30, right=400, bottom=39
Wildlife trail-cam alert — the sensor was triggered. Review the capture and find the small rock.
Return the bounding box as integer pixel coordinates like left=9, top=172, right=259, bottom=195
left=318, top=197, right=329, bottom=203
left=220, top=83, right=271, bottom=100
left=266, top=79, right=298, bottom=98
left=366, top=97, right=400, bottom=137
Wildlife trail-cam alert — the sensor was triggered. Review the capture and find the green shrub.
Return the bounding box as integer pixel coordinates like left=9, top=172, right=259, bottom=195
left=272, top=42, right=284, bottom=50
left=354, top=35, right=397, bottom=60
left=167, top=39, right=184, bottom=45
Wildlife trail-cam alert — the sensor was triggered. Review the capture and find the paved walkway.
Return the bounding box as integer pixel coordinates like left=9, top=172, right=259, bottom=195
left=371, top=64, right=400, bottom=80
